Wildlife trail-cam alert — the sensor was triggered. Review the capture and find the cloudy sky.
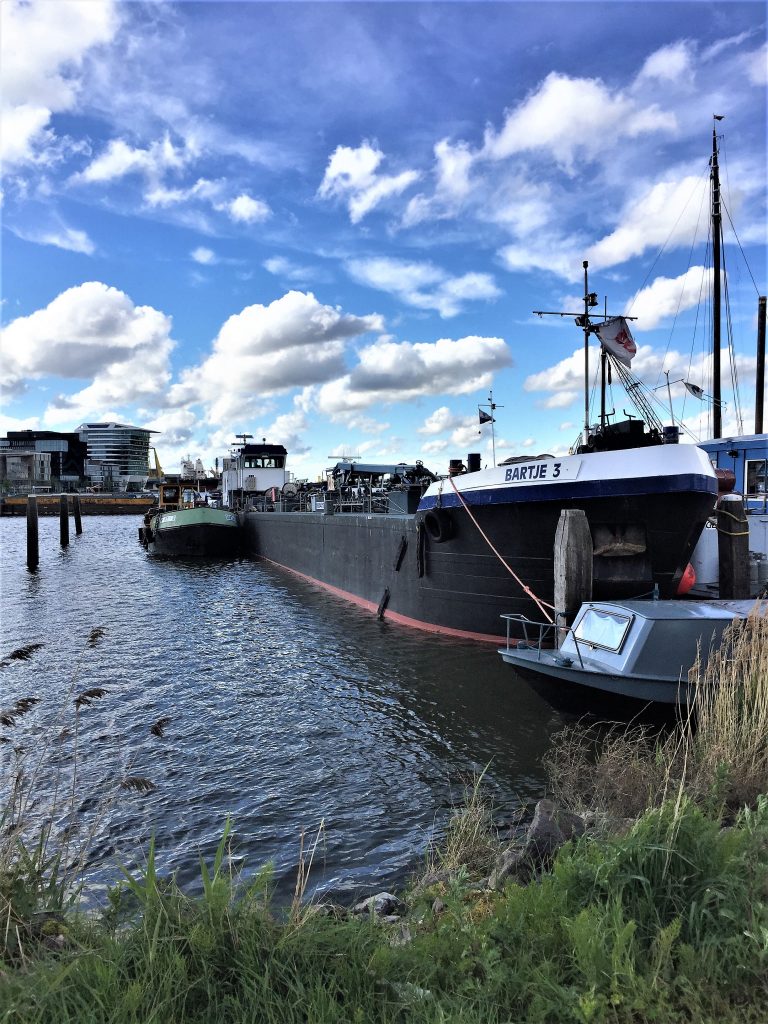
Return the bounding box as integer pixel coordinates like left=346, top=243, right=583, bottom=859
left=2, top=0, right=766, bottom=477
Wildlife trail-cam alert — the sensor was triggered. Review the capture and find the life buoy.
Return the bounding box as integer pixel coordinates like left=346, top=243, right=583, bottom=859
left=424, top=508, right=453, bottom=543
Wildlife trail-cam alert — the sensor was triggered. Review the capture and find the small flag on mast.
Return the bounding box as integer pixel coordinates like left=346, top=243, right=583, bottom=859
left=479, top=409, right=495, bottom=424
left=595, top=316, right=636, bottom=366
left=684, top=381, right=705, bottom=400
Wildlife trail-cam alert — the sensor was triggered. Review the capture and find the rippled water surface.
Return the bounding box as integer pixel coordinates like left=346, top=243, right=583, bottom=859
left=1, top=515, right=573, bottom=902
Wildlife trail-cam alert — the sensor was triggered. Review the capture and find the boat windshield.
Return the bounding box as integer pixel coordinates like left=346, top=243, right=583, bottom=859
left=574, top=607, right=633, bottom=652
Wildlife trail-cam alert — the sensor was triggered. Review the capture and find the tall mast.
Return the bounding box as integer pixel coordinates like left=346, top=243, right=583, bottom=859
left=582, top=260, right=590, bottom=438
left=711, top=122, right=723, bottom=438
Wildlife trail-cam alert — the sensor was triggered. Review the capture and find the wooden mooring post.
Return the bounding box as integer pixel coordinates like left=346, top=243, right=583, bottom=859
left=26, top=495, right=39, bottom=570
left=554, top=508, right=593, bottom=642
left=73, top=494, right=83, bottom=535
left=59, top=493, right=70, bottom=547
left=717, top=493, right=750, bottom=598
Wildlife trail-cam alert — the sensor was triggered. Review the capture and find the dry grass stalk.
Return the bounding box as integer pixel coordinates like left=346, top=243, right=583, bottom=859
left=120, top=777, right=157, bottom=793
left=290, top=818, right=326, bottom=925
left=423, top=771, right=500, bottom=882
left=0, top=645, right=44, bottom=668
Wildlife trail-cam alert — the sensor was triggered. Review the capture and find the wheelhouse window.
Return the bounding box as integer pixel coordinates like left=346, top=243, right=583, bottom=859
left=243, top=456, right=284, bottom=469
left=574, top=607, right=633, bottom=652
left=746, top=459, right=767, bottom=497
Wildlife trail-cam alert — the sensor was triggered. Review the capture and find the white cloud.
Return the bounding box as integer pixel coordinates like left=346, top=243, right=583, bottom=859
left=625, top=267, right=712, bottom=330
left=77, top=132, right=191, bottom=184
left=541, top=391, right=579, bottom=410
left=167, top=291, right=383, bottom=423
left=191, top=246, right=217, bottom=265
left=316, top=334, right=512, bottom=415
left=421, top=438, right=449, bottom=455
left=318, top=141, right=419, bottom=223
left=636, top=41, right=694, bottom=83
left=1, top=104, right=53, bottom=167
left=0, top=412, right=41, bottom=433
left=745, top=43, right=768, bottom=86
left=2, top=282, right=175, bottom=416
left=586, top=174, right=708, bottom=270
left=482, top=71, right=677, bottom=172
left=1, top=0, right=118, bottom=168
left=402, top=138, right=475, bottom=227
left=145, top=178, right=220, bottom=208
left=418, top=406, right=462, bottom=435
left=524, top=346, right=595, bottom=403
left=319, top=141, right=383, bottom=195
left=11, top=224, right=95, bottom=254
left=497, top=237, right=580, bottom=280
left=263, top=256, right=318, bottom=283
left=347, top=257, right=501, bottom=318
left=226, top=193, right=271, bottom=223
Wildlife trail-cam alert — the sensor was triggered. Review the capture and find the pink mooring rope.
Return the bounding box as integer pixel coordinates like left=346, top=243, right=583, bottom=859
left=446, top=474, right=555, bottom=623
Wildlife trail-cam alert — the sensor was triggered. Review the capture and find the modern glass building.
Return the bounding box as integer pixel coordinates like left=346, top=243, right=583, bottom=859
left=76, top=422, right=157, bottom=487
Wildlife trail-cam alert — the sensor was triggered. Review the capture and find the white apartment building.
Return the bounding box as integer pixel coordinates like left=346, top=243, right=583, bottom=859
left=76, top=422, right=157, bottom=488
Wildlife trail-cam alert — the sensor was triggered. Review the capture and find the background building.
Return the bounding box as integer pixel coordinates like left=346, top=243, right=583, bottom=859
left=0, top=430, right=88, bottom=490
left=0, top=443, right=52, bottom=489
left=76, top=422, right=157, bottom=489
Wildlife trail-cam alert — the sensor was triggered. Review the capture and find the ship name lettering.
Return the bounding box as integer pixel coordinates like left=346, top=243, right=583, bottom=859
left=504, top=463, right=549, bottom=482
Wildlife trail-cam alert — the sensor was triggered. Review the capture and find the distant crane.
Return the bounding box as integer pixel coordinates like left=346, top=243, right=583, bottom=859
left=147, top=446, right=164, bottom=480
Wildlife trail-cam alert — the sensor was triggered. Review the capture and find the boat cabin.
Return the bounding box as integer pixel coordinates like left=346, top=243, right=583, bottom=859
left=328, top=461, right=435, bottom=492
left=699, top=435, right=768, bottom=513
left=222, top=441, right=288, bottom=508
left=500, top=598, right=758, bottom=704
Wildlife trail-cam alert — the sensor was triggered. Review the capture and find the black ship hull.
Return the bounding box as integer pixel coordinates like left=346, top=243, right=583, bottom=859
left=240, top=485, right=716, bottom=642
left=148, top=523, right=240, bottom=558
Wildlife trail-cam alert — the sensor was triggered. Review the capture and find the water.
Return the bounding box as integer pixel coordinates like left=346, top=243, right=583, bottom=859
left=1, top=515, right=573, bottom=903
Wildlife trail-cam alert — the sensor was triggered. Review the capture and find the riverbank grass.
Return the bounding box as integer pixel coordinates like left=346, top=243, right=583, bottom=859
left=1, top=794, right=766, bottom=1023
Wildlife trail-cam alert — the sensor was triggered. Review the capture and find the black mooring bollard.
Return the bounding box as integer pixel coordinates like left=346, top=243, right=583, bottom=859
left=718, top=493, right=750, bottom=598
left=59, top=493, right=70, bottom=547
left=27, top=495, right=39, bottom=569
left=73, top=494, right=83, bottom=535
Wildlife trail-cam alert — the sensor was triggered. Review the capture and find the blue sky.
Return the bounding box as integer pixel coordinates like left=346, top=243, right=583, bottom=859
left=2, top=0, right=766, bottom=478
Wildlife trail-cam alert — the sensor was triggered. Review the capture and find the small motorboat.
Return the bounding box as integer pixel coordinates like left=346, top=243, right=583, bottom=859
left=499, top=598, right=759, bottom=704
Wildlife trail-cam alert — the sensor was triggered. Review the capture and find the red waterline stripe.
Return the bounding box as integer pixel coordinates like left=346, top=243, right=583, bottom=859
left=259, top=556, right=512, bottom=645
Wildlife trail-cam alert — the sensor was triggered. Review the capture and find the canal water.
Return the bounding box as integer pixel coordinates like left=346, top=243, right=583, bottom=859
left=1, top=515, right=575, bottom=903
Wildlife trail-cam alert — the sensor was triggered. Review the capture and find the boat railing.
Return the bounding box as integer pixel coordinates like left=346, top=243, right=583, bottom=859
left=500, top=613, right=586, bottom=669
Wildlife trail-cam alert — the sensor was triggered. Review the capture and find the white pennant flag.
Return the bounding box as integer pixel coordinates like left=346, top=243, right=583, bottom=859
left=595, top=316, right=636, bottom=367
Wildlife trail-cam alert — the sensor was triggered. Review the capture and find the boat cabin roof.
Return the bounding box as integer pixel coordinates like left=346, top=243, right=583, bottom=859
left=238, top=443, right=287, bottom=457
left=557, top=598, right=759, bottom=681
left=331, top=461, right=425, bottom=476
left=590, top=598, right=758, bottom=622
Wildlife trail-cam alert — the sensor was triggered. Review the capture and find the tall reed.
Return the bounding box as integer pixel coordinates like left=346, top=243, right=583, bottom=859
left=545, top=602, right=768, bottom=818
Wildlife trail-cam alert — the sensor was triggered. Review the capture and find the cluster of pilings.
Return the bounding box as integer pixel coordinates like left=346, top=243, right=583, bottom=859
left=26, top=494, right=83, bottom=570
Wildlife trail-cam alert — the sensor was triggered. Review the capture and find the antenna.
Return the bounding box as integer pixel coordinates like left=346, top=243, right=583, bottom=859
left=533, top=263, right=637, bottom=442
left=327, top=452, right=360, bottom=462
left=232, top=433, right=253, bottom=448
left=479, top=390, right=503, bottom=467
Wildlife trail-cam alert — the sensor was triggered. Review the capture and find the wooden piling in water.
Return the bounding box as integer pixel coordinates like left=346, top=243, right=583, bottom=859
left=717, top=493, right=749, bottom=598
left=73, top=494, right=83, bottom=535
left=59, top=493, right=70, bottom=547
left=27, top=495, right=39, bottom=569
left=554, top=508, right=592, bottom=638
